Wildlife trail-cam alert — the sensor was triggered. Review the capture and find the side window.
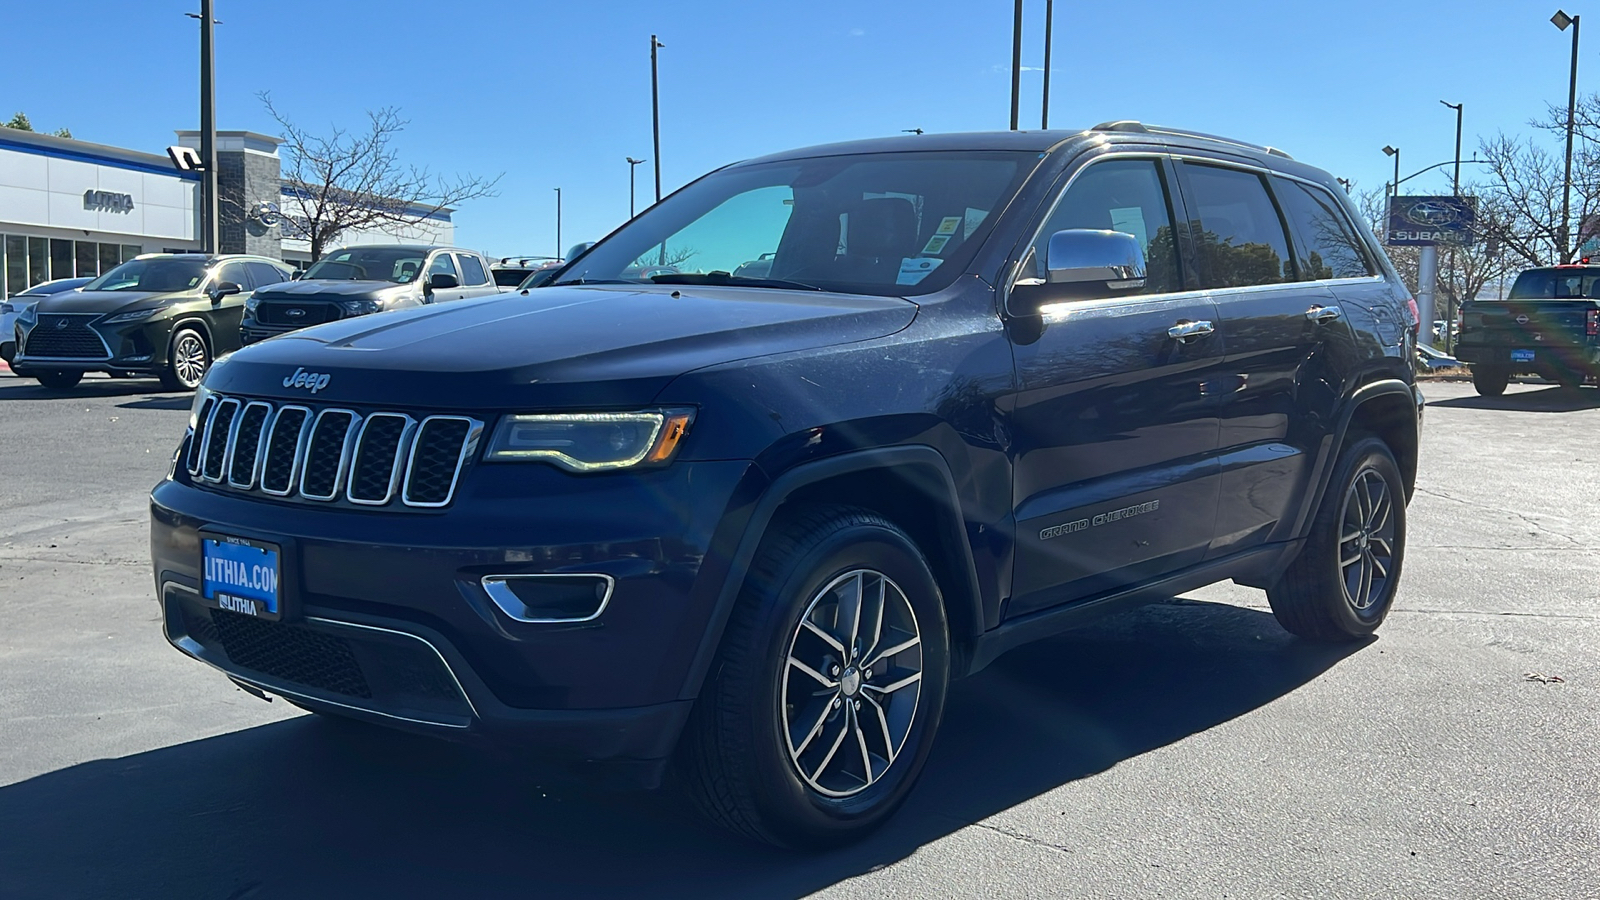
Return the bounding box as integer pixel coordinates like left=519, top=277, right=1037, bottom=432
left=216, top=262, right=254, bottom=290
left=455, top=254, right=489, bottom=286
left=1272, top=178, right=1374, bottom=280
left=246, top=262, right=289, bottom=289
left=427, top=253, right=459, bottom=281
left=1033, top=158, right=1180, bottom=295
left=1182, top=164, right=1294, bottom=288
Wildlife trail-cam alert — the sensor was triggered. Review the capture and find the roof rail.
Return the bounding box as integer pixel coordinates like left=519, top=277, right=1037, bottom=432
left=1089, top=120, right=1294, bottom=160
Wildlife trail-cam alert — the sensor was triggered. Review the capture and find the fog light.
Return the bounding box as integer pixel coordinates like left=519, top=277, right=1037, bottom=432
left=480, top=574, right=614, bottom=623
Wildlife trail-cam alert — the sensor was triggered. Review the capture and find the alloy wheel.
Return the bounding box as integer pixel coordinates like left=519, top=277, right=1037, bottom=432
left=1338, top=467, right=1396, bottom=614
left=781, top=568, right=923, bottom=798
left=172, top=333, right=208, bottom=389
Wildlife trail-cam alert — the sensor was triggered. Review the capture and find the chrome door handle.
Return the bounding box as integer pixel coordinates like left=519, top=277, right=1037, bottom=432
left=1167, top=319, right=1216, bottom=343
left=1306, top=305, right=1343, bottom=324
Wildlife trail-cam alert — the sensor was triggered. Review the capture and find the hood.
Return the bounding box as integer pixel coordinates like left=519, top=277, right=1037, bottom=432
left=34, top=289, right=178, bottom=315
left=205, top=284, right=918, bottom=410
left=253, top=279, right=412, bottom=301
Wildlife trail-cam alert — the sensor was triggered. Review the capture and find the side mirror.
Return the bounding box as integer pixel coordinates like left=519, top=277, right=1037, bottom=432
left=1009, top=229, right=1147, bottom=313
left=209, top=281, right=242, bottom=302
left=290, top=270, right=303, bottom=280
left=426, top=272, right=459, bottom=293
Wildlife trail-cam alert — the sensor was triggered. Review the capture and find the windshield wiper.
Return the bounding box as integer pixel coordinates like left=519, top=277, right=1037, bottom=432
left=649, top=272, right=823, bottom=291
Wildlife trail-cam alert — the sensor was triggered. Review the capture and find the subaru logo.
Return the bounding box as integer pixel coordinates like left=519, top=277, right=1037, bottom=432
left=1404, top=200, right=1458, bottom=228
left=285, top=308, right=306, bottom=319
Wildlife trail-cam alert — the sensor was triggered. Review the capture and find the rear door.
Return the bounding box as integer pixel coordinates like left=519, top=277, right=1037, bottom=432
left=454, top=253, right=498, bottom=298
left=1006, top=155, right=1226, bottom=615
left=1170, top=161, right=1354, bottom=557
left=207, top=261, right=255, bottom=350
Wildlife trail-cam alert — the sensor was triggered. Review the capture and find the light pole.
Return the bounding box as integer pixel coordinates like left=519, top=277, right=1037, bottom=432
left=1041, top=0, right=1054, bottom=128
left=1440, top=101, right=1464, bottom=352
left=1554, top=9, right=1580, bottom=261
left=1383, top=145, right=1400, bottom=199
left=1009, top=0, right=1022, bottom=130
left=1440, top=101, right=1463, bottom=194
left=553, top=188, right=562, bottom=260
left=186, top=0, right=219, bottom=254
left=650, top=35, right=664, bottom=203
left=626, top=157, right=645, bottom=218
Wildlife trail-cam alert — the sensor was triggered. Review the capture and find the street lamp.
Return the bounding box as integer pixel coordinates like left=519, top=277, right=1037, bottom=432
left=1440, top=101, right=1463, bottom=195
left=1383, top=145, right=1400, bottom=198
left=1041, top=0, right=1054, bottom=128
left=1009, top=0, right=1022, bottom=130
left=1554, top=10, right=1581, bottom=260
left=185, top=0, right=220, bottom=254
left=553, top=188, right=562, bottom=260
left=626, top=157, right=646, bottom=218
left=651, top=35, right=665, bottom=203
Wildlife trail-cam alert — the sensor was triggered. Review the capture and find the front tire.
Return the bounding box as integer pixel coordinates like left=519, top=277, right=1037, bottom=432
left=1268, top=435, right=1406, bottom=642
left=33, top=369, right=82, bottom=390
left=679, top=506, right=950, bottom=848
left=1472, top=365, right=1509, bottom=396
left=160, top=328, right=210, bottom=391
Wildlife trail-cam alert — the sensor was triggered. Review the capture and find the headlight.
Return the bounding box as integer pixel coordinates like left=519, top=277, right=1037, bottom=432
left=188, top=384, right=214, bottom=430
left=0, top=302, right=13, bottom=315
left=339, top=299, right=382, bottom=315
left=484, top=409, right=694, bottom=472
left=103, top=308, right=160, bottom=324
left=244, top=295, right=260, bottom=312
left=17, top=303, right=39, bottom=325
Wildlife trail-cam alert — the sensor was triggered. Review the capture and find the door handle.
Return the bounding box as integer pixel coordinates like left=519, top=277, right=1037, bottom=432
left=1167, top=319, right=1216, bottom=343
left=1306, top=305, right=1343, bottom=324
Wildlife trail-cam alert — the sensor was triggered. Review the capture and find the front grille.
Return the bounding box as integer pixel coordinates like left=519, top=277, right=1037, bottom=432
left=208, top=608, right=372, bottom=698
left=25, top=314, right=108, bottom=359
left=186, top=394, right=479, bottom=509
left=253, top=302, right=342, bottom=327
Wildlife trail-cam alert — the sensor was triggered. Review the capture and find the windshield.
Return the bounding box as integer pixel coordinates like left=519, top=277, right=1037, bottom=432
left=303, top=247, right=428, bottom=283
left=83, top=258, right=209, bottom=293
left=1508, top=268, right=1600, bottom=299
left=554, top=151, right=1036, bottom=296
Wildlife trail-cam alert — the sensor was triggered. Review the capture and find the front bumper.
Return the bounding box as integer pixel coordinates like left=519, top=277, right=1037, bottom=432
left=14, top=315, right=171, bottom=375
left=151, top=455, right=766, bottom=765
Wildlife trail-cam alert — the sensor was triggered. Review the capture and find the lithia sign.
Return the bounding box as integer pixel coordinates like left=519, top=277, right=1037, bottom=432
left=83, top=189, right=134, bottom=213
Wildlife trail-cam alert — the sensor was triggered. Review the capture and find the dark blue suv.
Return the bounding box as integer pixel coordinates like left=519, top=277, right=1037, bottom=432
left=152, top=123, right=1423, bottom=848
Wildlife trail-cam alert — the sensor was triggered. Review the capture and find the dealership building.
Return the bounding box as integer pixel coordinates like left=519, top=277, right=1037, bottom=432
left=0, top=127, right=454, bottom=300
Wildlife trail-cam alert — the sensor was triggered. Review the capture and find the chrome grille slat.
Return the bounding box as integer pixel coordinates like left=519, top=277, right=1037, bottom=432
left=184, top=393, right=477, bottom=509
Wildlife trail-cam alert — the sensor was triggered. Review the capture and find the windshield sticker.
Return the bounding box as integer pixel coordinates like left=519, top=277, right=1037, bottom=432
left=935, top=216, right=962, bottom=236
left=1109, top=207, right=1148, bottom=249
left=897, top=257, right=944, bottom=285
left=921, top=234, right=952, bottom=255
left=963, top=207, right=989, bottom=239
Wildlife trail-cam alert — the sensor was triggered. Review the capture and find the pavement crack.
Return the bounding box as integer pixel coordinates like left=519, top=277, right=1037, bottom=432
left=971, top=821, right=1076, bottom=856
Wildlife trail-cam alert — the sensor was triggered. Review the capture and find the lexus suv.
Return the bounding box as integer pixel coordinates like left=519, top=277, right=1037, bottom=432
left=152, top=123, right=1423, bottom=848
left=241, top=244, right=501, bottom=345
left=14, top=254, right=292, bottom=390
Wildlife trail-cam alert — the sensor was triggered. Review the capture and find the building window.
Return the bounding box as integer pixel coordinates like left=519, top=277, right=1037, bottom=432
left=27, top=237, right=47, bottom=289
left=121, top=244, right=142, bottom=262
left=3, top=236, right=23, bottom=298
left=51, top=239, right=74, bottom=283
left=99, top=243, right=121, bottom=274
left=75, top=241, right=98, bottom=278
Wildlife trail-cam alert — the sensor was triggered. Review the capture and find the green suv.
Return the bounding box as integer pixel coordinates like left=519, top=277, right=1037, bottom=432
left=12, top=253, right=294, bottom=391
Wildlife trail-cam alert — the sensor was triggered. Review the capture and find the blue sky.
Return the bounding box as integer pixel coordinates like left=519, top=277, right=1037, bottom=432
left=3, top=0, right=1578, bottom=255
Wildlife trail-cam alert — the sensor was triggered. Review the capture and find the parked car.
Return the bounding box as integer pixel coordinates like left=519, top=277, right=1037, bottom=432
left=1415, top=343, right=1460, bottom=370
left=153, top=123, right=1422, bottom=848
left=490, top=257, right=560, bottom=289
left=240, top=245, right=500, bottom=345
left=1455, top=264, right=1600, bottom=394
left=12, top=256, right=291, bottom=390
left=1, top=277, right=92, bottom=365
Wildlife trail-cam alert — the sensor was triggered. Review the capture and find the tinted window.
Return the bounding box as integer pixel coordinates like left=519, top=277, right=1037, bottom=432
left=1033, top=158, right=1181, bottom=294
left=1508, top=268, right=1600, bottom=299
left=493, top=268, right=531, bottom=287
left=456, top=254, right=489, bottom=285
left=303, top=247, right=427, bottom=283
left=83, top=257, right=208, bottom=292
left=1183, top=164, right=1294, bottom=288
left=427, top=253, right=459, bottom=280
left=216, top=262, right=253, bottom=290
left=247, top=262, right=291, bottom=289
left=555, top=151, right=1034, bottom=297
left=1273, top=178, right=1372, bottom=280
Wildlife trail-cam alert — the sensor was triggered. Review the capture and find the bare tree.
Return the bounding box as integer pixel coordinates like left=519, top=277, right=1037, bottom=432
left=1475, top=93, right=1600, bottom=266
left=261, top=93, right=500, bottom=261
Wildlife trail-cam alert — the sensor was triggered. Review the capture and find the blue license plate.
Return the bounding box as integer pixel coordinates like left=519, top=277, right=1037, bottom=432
left=202, top=537, right=281, bottom=619
left=1511, top=349, right=1536, bottom=362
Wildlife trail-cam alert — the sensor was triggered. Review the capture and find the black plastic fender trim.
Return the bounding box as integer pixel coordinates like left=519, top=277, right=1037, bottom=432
left=1287, top=377, right=1419, bottom=541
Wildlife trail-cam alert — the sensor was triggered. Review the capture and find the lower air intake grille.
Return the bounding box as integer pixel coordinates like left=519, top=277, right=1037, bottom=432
left=209, top=608, right=372, bottom=699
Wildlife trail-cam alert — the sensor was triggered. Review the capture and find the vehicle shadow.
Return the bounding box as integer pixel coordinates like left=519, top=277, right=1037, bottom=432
left=1428, top=384, right=1600, bottom=412
left=0, top=372, right=181, bottom=402
left=0, top=599, right=1363, bottom=899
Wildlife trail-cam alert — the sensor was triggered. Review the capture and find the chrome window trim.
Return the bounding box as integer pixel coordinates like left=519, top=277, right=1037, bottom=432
left=346, top=413, right=417, bottom=506
left=202, top=397, right=241, bottom=483
left=401, top=415, right=482, bottom=508
left=259, top=404, right=313, bottom=496
left=297, top=408, right=361, bottom=501
left=226, top=401, right=274, bottom=490
left=480, top=573, right=617, bottom=624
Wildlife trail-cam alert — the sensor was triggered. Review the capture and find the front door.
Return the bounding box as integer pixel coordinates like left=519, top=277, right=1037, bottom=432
left=1006, top=156, right=1226, bottom=617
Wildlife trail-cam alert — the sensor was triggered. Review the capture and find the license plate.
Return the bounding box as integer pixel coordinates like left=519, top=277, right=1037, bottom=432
left=1511, top=349, right=1536, bottom=362
left=202, top=537, right=281, bottom=619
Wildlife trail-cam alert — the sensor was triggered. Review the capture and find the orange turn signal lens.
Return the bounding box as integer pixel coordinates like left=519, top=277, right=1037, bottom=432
left=646, top=412, right=694, bottom=463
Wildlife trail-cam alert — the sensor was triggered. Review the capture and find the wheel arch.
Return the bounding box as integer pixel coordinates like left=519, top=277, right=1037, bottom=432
left=1290, top=378, right=1421, bottom=542
left=164, top=317, right=214, bottom=363
left=677, top=445, right=987, bottom=702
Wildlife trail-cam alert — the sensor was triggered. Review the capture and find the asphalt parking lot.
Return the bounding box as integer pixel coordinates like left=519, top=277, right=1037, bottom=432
left=1, top=371, right=1596, bottom=899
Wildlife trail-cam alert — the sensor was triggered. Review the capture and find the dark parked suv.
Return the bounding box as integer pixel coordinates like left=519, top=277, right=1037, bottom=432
left=152, top=123, right=1423, bottom=847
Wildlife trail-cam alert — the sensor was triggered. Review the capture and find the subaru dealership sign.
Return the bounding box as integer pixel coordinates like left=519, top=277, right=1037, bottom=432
left=1386, top=195, right=1477, bottom=246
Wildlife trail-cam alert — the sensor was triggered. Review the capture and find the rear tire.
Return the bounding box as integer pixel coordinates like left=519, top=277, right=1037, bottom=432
left=34, top=369, right=82, bottom=390
left=159, top=328, right=210, bottom=391
left=1268, top=435, right=1406, bottom=642
left=1472, top=365, right=1509, bottom=397
left=678, top=506, right=950, bottom=848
